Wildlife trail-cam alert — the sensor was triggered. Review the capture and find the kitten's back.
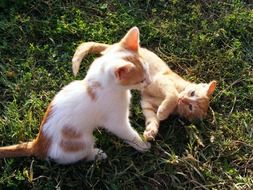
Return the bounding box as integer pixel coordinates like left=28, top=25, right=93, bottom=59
left=140, top=48, right=169, bottom=75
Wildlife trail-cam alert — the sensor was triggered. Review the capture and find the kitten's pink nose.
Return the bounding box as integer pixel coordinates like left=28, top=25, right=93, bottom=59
left=182, top=99, right=187, bottom=104
left=179, top=97, right=190, bottom=105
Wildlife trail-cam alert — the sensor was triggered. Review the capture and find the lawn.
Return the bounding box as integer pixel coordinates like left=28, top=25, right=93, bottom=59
left=0, top=0, right=253, bottom=189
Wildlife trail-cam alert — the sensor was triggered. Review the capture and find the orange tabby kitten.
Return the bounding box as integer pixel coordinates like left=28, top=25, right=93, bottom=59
left=72, top=42, right=216, bottom=141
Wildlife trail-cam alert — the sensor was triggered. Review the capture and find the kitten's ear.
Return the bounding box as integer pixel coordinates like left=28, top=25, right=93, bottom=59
left=120, top=27, right=140, bottom=52
left=207, top=80, right=217, bottom=96
left=114, top=64, right=133, bottom=81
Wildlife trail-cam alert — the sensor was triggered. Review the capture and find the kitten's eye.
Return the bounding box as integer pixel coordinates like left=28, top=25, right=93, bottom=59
left=134, top=79, right=145, bottom=85
left=189, top=104, right=193, bottom=111
left=190, top=91, right=195, bottom=97
left=140, top=79, right=145, bottom=83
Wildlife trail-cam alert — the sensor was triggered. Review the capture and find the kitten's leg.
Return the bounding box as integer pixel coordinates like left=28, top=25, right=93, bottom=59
left=84, top=135, right=107, bottom=161
left=106, top=120, right=151, bottom=152
left=157, top=92, right=178, bottom=121
left=141, top=98, right=160, bottom=141
left=153, top=75, right=179, bottom=121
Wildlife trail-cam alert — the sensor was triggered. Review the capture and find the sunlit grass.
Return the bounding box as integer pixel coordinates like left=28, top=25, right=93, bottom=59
left=0, top=0, right=252, bottom=189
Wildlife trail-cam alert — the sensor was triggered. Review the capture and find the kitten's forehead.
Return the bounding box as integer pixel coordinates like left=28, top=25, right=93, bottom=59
left=186, top=83, right=204, bottom=89
left=185, top=83, right=208, bottom=95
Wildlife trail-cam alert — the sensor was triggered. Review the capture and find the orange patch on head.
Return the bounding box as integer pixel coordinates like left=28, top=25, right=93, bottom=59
left=61, top=125, right=82, bottom=139
left=115, top=55, right=145, bottom=86
left=196, top=97, right=209, bottom=114
left=178, top=96, right=209, bottom=121
left=192, top=97, right=209, bottom=120
left=123, top=55, right=142, bottom=66
left=60, top=140, right=85, bottom=152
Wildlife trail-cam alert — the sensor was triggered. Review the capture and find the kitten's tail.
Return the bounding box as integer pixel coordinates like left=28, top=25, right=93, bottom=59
left=0, top=141, right=34, bottom=158
left=72, top=42, right=111, bottom=76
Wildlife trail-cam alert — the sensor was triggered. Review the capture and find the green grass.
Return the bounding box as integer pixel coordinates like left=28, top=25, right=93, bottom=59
left=1, top=0, right=253, bottom=189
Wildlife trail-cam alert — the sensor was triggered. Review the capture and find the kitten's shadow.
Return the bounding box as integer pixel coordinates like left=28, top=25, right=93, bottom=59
left=156, top=116, right=202, bottom=156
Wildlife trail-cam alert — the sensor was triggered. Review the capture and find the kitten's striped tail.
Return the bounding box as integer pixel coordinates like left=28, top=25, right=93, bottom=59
left=0, top=141, right=34, bottom=158
left=72, top=42, right=110, bottom=76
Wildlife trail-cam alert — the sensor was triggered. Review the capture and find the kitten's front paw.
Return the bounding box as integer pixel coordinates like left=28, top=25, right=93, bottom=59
left=96, top=151, right=108, bottom=160
left=127, top=138, right=151, bottom=152
left=143, top=124, right=158, bottom=141
left=157, top=106, right=169, bottom=121
left=137, top=141, right=151, bottom=152
left=86, top=148, right=107, bottom=161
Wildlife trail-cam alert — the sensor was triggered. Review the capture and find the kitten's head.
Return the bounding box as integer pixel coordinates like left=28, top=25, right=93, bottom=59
left=103, top=27, right=151, bottom=90
left=177, top=80, right=217, bottom=121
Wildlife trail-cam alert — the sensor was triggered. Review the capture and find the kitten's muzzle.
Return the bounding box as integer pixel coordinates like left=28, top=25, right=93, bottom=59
left=178, top=97, right=190, bottom=105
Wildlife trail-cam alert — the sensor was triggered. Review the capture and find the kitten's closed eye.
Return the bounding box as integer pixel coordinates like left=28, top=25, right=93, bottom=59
left=140, top=79, right=145, bottom=83
left=134, top=78, right=145, bottom=85
left=137, top=77, right=151, bottom=87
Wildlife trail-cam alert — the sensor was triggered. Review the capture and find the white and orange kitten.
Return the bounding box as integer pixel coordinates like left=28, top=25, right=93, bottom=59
left=0, top=27, right=151, bottom=164
left=72, top=41, right=217, bottom=141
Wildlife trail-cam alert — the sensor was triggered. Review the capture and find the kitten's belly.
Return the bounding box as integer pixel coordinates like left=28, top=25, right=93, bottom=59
left=142, top=92, right=163, bottom=108
left=143, top=83, right=164, bottom=99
